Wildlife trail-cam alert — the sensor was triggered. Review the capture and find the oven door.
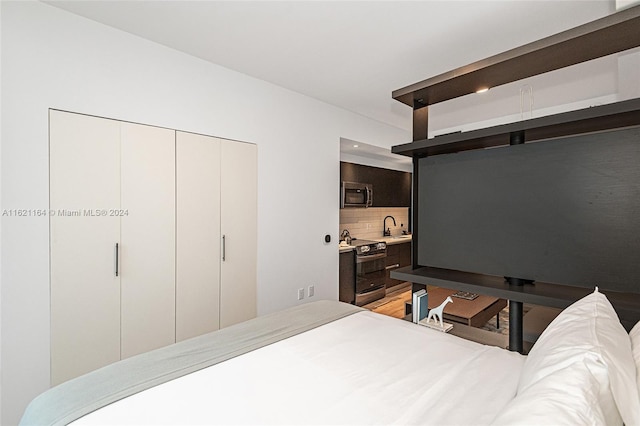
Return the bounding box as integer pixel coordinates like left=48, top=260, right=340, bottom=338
left=355, top=252, right=386, bottom=305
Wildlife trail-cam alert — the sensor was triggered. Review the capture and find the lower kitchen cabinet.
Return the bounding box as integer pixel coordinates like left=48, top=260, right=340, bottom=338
left=339, top=251, right=356, bottom=304
left=385, top=242, right=411, bottom=289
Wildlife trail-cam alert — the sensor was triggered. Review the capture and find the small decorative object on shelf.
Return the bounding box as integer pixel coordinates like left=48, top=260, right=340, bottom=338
left=426, top=296, right=453, bottom=328
left=452, top=290, right=479, bottom=300
left=417, top=291, right=429, bottom=323
left=412, top=289, right=426, bottom=323
left=419, top=318, right=453, bottom=333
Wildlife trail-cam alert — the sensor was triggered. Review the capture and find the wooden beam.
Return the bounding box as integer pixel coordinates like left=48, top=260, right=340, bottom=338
left=412, top=105, right=429, bottom=142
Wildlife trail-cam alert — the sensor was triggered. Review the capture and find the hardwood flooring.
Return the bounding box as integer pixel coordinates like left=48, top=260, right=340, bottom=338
left=362, top=282, right=412, bottom=319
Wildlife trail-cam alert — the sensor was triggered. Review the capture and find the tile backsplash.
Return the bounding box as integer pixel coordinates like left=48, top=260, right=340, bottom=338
left=339, top=207, right=410, bottom=241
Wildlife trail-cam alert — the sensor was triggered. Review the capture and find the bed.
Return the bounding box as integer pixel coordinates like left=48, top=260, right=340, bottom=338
left=20, top=290, right=640, bottom=425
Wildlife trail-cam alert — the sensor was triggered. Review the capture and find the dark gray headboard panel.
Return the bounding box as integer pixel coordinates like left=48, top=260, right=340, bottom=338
left=418, top=127, right=640, bottom=293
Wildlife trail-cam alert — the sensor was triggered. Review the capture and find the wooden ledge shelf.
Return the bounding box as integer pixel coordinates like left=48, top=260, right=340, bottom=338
left=391, top=266, right=640, bottom=330
left=391, top=98, right=640, bottom=157
left=392, top=5, right=640, bottom=108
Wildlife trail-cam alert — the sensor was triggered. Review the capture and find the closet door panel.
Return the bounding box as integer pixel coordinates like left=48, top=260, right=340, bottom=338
left=50, top=110, right=121, bottom=385
left=120, top=123, right=176, bottom=359
left=176, top=132, right=221, bottom=341
left=220, top=141, right=257, bottom=328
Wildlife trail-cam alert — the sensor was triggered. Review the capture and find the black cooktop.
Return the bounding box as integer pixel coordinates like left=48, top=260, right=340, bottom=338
left=351, top=238, right=383, bottom=246
left=352, top=239, right=387, bottom=256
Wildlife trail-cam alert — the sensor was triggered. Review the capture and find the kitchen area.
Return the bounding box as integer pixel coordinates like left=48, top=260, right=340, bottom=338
left=337, top=160, right=514, bottom=348
left=338, top=160, right=413, bottom=312
left=336, top=155, right=544, bottom=353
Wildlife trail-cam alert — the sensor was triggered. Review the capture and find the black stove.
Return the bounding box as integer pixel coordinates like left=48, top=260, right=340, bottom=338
left=351, top=239, right=387, bottom=306
left=351, top=239, right=386, bottom=256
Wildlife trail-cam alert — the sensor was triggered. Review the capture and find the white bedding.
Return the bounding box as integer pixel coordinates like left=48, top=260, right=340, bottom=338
left=73, top=311, right=525, bottom=425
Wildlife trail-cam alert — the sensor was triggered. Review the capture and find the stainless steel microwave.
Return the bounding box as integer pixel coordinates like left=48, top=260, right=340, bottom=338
left=341, top=181, right=372, bottom=208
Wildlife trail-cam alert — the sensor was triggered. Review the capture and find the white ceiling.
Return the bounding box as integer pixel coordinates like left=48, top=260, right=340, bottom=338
left=45, top=0, right=615, bottom=158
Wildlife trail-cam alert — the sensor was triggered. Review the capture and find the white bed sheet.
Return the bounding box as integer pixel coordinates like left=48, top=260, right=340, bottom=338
left=73, top=311, right=525, bottom=425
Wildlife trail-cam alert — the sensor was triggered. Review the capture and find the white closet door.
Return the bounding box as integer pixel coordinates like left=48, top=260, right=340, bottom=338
left=220, top=140, right=257, bottom=328
left=50, top=110, right=121, bottom=385
left=120, top=123, right=176, bottom=359
left=176, top=132, right=221, bottom=341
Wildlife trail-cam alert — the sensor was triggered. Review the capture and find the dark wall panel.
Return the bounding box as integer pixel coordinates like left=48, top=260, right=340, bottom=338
left=418, top=127, right=640, bottom=293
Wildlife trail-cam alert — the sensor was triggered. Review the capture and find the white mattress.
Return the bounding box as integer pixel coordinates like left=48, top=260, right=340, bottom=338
left=73, top=311, right=525, bottom=425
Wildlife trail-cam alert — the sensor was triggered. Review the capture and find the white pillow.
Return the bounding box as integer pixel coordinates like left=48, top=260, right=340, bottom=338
left=518, top=289, right=640, bottom=426
left=630, top=321, right=640, bottom=399
left=492, top=359, right=608, bottom=425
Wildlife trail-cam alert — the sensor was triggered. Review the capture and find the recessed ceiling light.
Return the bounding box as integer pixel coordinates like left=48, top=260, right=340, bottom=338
left=476, top=87, right=489, bottom=94
left=353, top=144, right=359, bottom=148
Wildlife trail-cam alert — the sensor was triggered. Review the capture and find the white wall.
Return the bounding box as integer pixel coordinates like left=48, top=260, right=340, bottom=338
left=339, top=138, right=413, bottom=173
left=617, top=0, right=640, bottom=9
left=0, top=2, right=410, bottom=424
left=0, top=2, right=3, bottom=422
left=340, top=149, right=413, bottom=173
left=339, top=153, right=412, bottom=173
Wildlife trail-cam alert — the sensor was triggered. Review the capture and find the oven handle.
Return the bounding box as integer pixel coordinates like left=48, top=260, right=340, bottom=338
left=356, top=252, right=387, bottom=263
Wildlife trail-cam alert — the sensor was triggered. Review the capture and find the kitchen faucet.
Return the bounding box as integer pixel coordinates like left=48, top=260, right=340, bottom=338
left=383, top=216, right=396, bottom=237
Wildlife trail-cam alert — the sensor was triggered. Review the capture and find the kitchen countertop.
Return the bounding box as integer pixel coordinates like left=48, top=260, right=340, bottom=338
left=338, top=235, right=412, bottom=253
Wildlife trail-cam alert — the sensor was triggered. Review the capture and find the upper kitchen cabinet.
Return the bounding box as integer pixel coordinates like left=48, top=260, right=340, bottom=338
left=340, top=162, right=411, bottom=207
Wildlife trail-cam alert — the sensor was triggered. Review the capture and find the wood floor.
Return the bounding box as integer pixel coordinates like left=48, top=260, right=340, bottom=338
left=362, top=282, right=412, bottom=319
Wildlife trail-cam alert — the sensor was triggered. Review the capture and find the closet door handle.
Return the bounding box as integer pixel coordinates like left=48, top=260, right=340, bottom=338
left=222, top=235, right=226, bottom=262
left=115, top=243, right=119, bottom=277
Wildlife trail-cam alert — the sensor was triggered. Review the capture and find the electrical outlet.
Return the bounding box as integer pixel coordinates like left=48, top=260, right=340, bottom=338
left=298, top=288, right=305, bottom=300
left=308, top=285, right=315, bottom=297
